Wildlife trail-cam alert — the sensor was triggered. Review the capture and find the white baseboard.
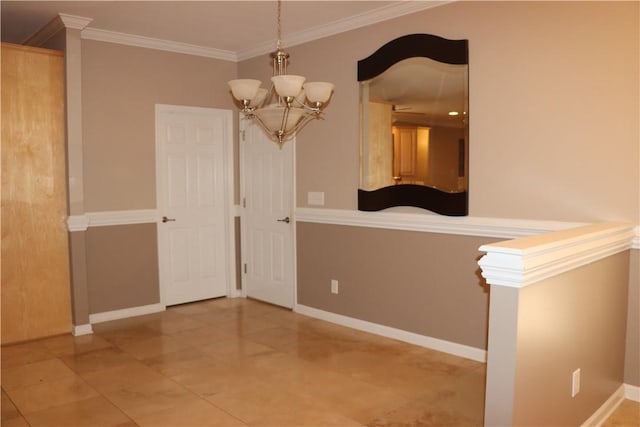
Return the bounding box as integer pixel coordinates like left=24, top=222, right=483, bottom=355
left=72, top=324, right=93, bottom=336
left=295, top=303, right=486, bottom=363
left=625, top=383, right=640, bottom=402
left=582, top=385, right=626, bottom=427
left=89, top=303, right=165, bottom=324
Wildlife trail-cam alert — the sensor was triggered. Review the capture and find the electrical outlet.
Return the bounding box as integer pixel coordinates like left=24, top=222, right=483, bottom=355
left=331, top=279, right=339, bottom=294
left=572, top=368, right=581, bottom=397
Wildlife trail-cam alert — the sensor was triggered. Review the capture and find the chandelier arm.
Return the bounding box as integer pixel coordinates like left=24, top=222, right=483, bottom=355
left=279, top=104, right=292, bottom=136
left=298, top=103, right=324, bottom=114
left=285, top=113, right=319, bottom=139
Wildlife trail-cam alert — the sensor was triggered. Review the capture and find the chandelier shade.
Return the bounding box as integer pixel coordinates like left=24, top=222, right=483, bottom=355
left=254, top=106, right=306, bottom=134
left=228, top=79, right=261, bottom=102
left=227, top=0, right=334, bottom=147
left=271, top=75, right=305, bottom=98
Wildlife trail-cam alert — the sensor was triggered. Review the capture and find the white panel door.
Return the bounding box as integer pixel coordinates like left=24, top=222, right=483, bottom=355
left=241, top=118, right=295, bottom=308
left=156, top=105, right=233, bottom=306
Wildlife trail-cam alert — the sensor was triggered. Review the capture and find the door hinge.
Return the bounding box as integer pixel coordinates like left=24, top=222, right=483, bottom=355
left=242, top=197, right=246, bottom=208
left=243, top=263, right=247, bottom=274
left=241, top=130, right=246, bottom=141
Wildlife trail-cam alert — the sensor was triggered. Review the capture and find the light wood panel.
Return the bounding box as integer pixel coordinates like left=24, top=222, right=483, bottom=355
left=1, top=43, right=72, bottom=344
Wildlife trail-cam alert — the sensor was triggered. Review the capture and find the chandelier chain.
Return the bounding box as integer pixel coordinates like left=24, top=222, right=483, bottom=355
left=276, top=0, right=282, bottom=50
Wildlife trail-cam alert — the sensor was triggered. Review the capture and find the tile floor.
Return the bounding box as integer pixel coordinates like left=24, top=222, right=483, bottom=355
left=1, top=297, right=638, bottom=426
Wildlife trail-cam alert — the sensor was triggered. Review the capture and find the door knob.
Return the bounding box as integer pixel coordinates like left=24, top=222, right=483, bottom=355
left=162, top=216, right=176, bottom=223
left=277, top=216, right=290, bottom=224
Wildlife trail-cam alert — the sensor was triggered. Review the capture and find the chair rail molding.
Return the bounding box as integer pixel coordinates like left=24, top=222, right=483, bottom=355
left=67, top=209, right=157, bottom=231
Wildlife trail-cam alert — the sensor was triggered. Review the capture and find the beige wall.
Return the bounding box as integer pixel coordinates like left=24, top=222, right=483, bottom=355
left=86, top=224, right=159, bottom=314
left=512, top=252, right=629, bottom=425
left=81, top=39, right=237, bottom=212
left=297, top=223, right=497, bottom=349
left=240, top=1, right=639, bottom=223
left=78, top=40, right=238, bottom=316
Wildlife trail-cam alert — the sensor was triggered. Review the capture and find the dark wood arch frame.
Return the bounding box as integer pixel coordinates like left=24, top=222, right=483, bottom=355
left=357, top=34, right=469, bottom=216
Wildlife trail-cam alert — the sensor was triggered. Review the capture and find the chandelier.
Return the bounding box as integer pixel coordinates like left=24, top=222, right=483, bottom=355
left=227, top=0, right=334, bottom=147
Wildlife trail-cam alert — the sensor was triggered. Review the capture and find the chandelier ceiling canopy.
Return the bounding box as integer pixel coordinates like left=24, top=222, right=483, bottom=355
left=228, top=0, right=334, bottom=147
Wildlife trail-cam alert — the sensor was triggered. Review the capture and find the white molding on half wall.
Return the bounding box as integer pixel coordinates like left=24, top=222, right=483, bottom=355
left=478, top=222, right=635, bottom=288
left=296, top=207, right=590, bottom=239
left=295, top=303, right=486, bottom=363
left=89, top=303, right=165, bottom=324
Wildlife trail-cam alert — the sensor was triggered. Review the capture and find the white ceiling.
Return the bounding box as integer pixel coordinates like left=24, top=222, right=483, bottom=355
left=1, top=1, right=448, bottom=59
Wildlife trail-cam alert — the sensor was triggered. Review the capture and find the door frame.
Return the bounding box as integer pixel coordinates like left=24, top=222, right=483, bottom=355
left=238, top=114, right=297, bottom=307
left=155, top=104, right=237, bottom=306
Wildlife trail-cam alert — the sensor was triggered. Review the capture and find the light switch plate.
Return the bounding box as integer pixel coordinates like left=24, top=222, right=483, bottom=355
left=307, top=191, right=325, bottom=206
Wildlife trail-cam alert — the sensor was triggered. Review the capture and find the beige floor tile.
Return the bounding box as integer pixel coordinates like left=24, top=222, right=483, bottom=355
left=142, top=348, right=220, bottom=377
left=133, top=397, right=248, bottom=426
left=216, top=314, right=282, bottom=337
left=60, top=347, right=137, bottom=375
left=143, top=315, right=207, bottom=335
left=92, top=324, right=161, bottom=347
left=38, top=333, right=114, bottom=357
left=293, top=368, right=410, bottom=423
left=1, top=389, right=21, bottom=420
left=164, top=324, right=235, bottom=346
left=80, top=360, right=167, bottom=393
left=1, top=416, right=30, bottom=427
left=101, top=377, right=199, bottom=419
left=117, top=334, right=195, bottom=360
left=170, top=358, right=265, bottom=398
left=23, top=396, right=135, bottom=427
left=198, top=335, right=277, bottom=361
left=205, top=380, right=361, bottom=427
left=5, top=376, right=99, bottom=414
left=1, top=342, right=53, bottom=368
left=367, top=397, right=482, bottom=427
left=242, top=326, right=318, bottom=351
left=2, top=358, right=79, bottom=390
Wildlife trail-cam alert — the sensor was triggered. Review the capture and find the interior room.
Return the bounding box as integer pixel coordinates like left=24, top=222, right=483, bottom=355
left=2, top=1, right=638, bottom=426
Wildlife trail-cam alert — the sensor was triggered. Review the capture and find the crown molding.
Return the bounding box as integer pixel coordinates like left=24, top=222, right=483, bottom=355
left=58, top=13, right=93, bottom=30
left=25, top=13, right=92, bottom=46
left=237, top=1, right=452, bottom=60
left=81, top=27, right=237, bottom=61
left=62, top=2, right=451, bottom=61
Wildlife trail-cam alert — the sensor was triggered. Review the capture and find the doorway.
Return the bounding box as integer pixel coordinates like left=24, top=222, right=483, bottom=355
left=155, top=104, right=235, bottom=306
left=240, top=117, right=295, bottom=308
